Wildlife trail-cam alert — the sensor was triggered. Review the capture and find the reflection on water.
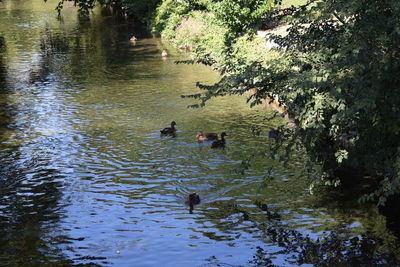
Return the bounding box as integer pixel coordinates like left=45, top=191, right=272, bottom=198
left=0, top=0, right=399, bottom=266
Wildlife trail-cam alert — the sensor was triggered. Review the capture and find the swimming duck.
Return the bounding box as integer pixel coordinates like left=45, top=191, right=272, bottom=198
left=196, top=132, right=219, bottom=142
left=160, top=121, right=177, bottom=135
left=187, top=193, right=201, bottom=213
left=211, top=132, right=227, bottom=148
left=161, top=50, right=168, bottom=57
left=130, top=36, right=137, bottom=43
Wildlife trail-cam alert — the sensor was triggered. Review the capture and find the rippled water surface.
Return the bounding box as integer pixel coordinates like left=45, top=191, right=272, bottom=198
left=0, top=1, right=398, bottom=266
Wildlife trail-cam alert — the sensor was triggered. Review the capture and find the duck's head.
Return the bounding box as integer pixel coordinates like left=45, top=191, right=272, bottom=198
left=171, top=121, right=176, bottom=126
left=220, top=132, right=228, bottom=137
left=196, top=132, right=204, bottom=137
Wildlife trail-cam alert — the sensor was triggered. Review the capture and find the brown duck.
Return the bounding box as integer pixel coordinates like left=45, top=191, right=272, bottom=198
left=196, top=132, right=219, bottom=142
left=130, top=36, right=137, bottom=43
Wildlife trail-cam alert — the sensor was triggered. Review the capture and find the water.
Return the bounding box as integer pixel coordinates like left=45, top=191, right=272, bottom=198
left=0, top=1, right=398, bottom=266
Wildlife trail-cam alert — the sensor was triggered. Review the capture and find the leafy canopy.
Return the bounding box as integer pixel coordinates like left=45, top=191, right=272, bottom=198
left=50, top=0, right=161, bottom=22
left=182, top=0, right=400, bottom=205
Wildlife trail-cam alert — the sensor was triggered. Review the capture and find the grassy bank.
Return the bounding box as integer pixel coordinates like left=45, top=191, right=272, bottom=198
left=152, top=0, right=306, bottom=69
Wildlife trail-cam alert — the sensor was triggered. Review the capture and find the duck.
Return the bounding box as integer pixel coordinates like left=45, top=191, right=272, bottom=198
left=187, top=193, right=200, bottom=213
left=161, top=50, right=168, bottom=57
left=130, top=36, right=137, bottom=43
left=211, top=132, right=227, bottom=148
left=160, top=121, right=177, bottom=135
left=196, top=132, right=219, bottom=142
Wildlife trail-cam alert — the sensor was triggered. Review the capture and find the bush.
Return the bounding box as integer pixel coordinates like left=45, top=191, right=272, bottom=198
left=151, top=0, right=192, bottom=36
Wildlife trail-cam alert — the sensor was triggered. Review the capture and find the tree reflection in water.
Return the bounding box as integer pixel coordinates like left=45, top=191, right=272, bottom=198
left=0, top=32, right=105, bottom=266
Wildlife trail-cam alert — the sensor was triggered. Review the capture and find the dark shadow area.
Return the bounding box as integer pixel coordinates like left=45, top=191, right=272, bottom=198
left=255, top=219, right=400, bottom=266
left=0, top=35, right=11, bottom=132
left=379, top=194, right=400, bottom=239
left=201, top=201, right=400, bottom=266
left=0, top=35, right=6, bottom=89
left=0, top=146, right=105, bottom=266
left=310, top=174, right=400, bottom=241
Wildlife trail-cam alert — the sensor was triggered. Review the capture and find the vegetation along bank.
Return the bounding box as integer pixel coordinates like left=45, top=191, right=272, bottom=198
left=58, top=0, right=400, bottom=221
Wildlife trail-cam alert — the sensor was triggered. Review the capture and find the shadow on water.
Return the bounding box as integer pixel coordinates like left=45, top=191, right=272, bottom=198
left=249, top=195, right=400, bottom=266
left=0, top=35, right=5, bottom=84
left=0, top=38, right=57, bottom=264
left=0, top=3, right=170, bottom=264
left=199, top=197, right=400, bottom=266
left=0, top=35, right=10, bottom=131
left=0, top=21, right=107, bottom=267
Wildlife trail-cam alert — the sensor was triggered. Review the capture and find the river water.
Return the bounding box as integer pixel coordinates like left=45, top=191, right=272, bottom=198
left=0, top=1, right=398, bottom=266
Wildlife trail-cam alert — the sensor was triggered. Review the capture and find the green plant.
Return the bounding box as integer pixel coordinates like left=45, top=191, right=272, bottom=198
left=184, top=0, right=400, bottom=206
left=51, top=0, right=161, bottom=22
left=210, top=0, right=275, bottom=38
left=120, top=0, right=161, bottom=23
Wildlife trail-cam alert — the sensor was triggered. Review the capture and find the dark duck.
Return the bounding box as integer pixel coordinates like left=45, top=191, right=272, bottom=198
left=160, top=121, right=177, bottom=135
left=211, top=132, right=227, bottom=148
left=187, top=193, right=200, bottom=214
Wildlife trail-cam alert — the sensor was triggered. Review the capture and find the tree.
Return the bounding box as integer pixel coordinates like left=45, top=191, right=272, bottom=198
left=185, top=0, right=400, bottom=206
left=51, top=0, right=161, bottom=22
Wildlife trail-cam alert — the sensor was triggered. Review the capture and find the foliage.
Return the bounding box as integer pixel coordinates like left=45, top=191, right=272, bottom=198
left=178, top=13, right=229, bottom=70
left=209, top=0, right=275, bottom=38
left=51, top=0, right=161, bottom=22
left=151, top=0, right=192, bottom=37
left=193, top=0, right=276, bottom=72
left=50, top=0, right=97, bottom=16
left=181, top=0, right=400, bottom=205
left=282, top=0, right=308, bottom=8
left=119, top=0, right=161, bottom=22
left=171, top=13, right=207, bottom=50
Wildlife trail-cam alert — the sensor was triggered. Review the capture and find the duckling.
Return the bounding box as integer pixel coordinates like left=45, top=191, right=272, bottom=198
left=211, top=132, right=227, bottom=148
left=187, top=193, right=200, bottom=214
left=160, top=121, right=177, bottom=135
left=161, top=50, right=168, bottom=57
left=196, top=132, right=219, bottom=142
